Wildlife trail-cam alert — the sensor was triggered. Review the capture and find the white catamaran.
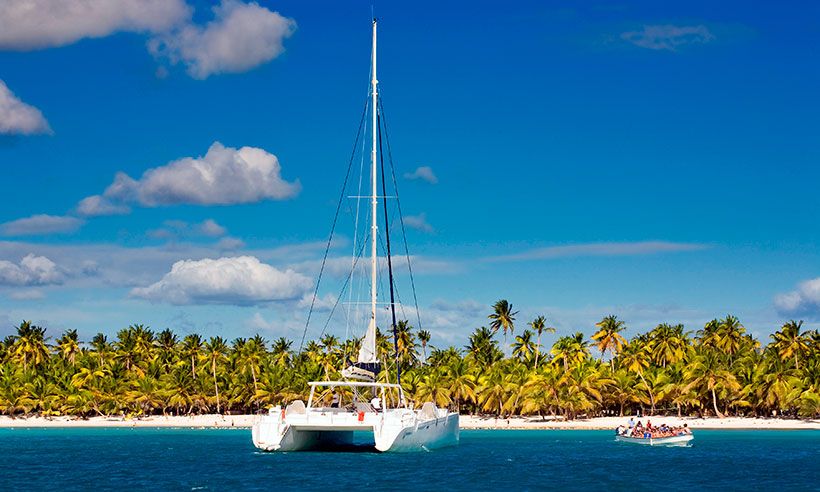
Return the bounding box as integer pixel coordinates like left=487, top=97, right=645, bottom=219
left=252, top=19, right=459, bottom=453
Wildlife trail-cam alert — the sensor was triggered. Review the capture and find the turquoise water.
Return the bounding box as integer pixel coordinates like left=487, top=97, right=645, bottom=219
left=1, top=428, right=818, bottom=490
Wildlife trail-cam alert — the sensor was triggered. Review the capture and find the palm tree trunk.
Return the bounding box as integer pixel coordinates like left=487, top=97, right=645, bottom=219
left=212, top=358, right=221, bottom=414
left=251, top=364, right=258, bottom=394
left=535, top=333, right=541, bottom=370
left=711, top=388, right=724, bottom=418
left=638, top=371, right=655, bottom=415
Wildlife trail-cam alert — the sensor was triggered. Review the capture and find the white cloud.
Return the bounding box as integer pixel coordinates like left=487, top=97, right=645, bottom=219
left=0, top=239, right=329, bottom=289
left=199, top=219, right=226, bottom=237
left=130, top=255, right=312, bottom=306
left=216, top=237, right=245, bottom=251
left=147, top=219, right=228, bottom=240
left=621, top=24, right=714, bottom=51
left=291, top=254, right=460, bottom=279
left=76, top=195, right=131, bottom=217
left=79, top=142, right=299, bottom=212
left=298, top=292, right=337, bottom=312
left=0, top=80, right=51, bottom=135
left=0, top=254, right=64, bottom=286
left=1, top=214, right=83, bottom=236
left=486, top=241, right=708, bottom=262
left=403, top=166, right=438, bottom=184
left=774, top=277, right=820, bottom=319
left=9, top=289, right=45, bottom=300
left=148, top=0, right=295, bottom=79
left=248, top=311, right=276, bottom=331
left=0, top=0, right=190, bottom=50
left=404, top=213, right=434, bottom=234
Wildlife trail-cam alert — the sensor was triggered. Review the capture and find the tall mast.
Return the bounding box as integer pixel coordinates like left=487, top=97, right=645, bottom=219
left=369, top=18, right=378, bottom=335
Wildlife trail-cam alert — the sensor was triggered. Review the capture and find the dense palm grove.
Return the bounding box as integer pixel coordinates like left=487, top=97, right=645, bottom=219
left=1, top=300, right=818, bottom=419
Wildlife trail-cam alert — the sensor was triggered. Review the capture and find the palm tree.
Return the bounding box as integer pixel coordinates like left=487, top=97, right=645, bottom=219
left=181, top=334, right=203, bottom=379
left=11, top=321, right=50, bottom=370
left=447, top=358, right=476, bottom=412
left=771, top=320, right=810, bottom=369
left=90, top=333, right=110, bottom=367
left=717, top=315, right=747, bottom=361
left=550, top=332, right=589, bottom=373
left=648, top=323, right=689, bottom=368
left=488, top=299, right=518, bottom=355
left=394, top=320, right=417, bottom=369
left=512, top=330, right=537, bottom=364
left=156, top=329, right=178, bottom=370
left=528, top=316, right=555, bottom=370
left=205, top=337, right=228, bottom=413
left=683, top=349, right=741, bottom=418
left=55, top=329, right=80, bottom=366
left=617, top=339, right=655, bottom=414
left=591, top=315, right=627, bottom=369
left=418, top=330, right=431, bottom=363
left=271, top=337, right=293, bottom=367
left=465, top=327, right=502, bottom=368
left=239, top=336, right=266, bottom=397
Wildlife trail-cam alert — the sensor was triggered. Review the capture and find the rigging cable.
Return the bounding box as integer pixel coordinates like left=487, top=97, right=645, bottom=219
left=378, top=98, right=424, bottom=335
left=298, top=98, right=369, bottom=354
left=378, top=109, right=400, bottom=385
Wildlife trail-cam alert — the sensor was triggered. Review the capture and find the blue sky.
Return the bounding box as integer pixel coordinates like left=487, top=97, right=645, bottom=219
left=0, top=0, right=818, bottom=349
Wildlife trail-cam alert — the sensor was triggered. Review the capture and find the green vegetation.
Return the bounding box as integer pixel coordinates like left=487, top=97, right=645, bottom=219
left=1, top=303, right=818, bottom=419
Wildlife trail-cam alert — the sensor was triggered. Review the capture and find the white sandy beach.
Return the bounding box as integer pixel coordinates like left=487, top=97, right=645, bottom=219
left=0, top=414, right=817, bottom=430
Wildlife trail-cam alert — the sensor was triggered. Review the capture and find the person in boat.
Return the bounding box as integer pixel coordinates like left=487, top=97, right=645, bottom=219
left=628, top=417, right=635, bottom=429
left=371, top=396, right=382, bottom=412
left=330, top=391, right=340, bottom=408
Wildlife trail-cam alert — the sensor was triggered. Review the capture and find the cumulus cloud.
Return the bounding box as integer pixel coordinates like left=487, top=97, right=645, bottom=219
left=404, top=213, right=434, bottom=233
left=774, top=277, right=820, bottom=318
left=0, top=239, right=328, bottom=290
left=148, top=0, right=295, bottom=79
left=403, top=166, right=438, bottom=184
left=1, top=214, right=83, bottom=236
left=0, top=80, right=51, bottom=135
left=621, top=24, right=714, bottom=51
left=78, top=142, right=299, bottom=214
left=130, top=255, right=312, bottom=306
left=0, top=0, right=190, bottom=50
left=0, top=254, right=64, bottom=286
left=486, top=241, right=707, bottom=262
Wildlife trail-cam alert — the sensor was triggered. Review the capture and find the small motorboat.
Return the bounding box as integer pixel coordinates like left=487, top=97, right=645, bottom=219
left=615, top=432, right=693, bottom=446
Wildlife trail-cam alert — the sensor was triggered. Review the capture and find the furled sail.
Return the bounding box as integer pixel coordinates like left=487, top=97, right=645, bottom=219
left=342, top=318, right=380, bottom=381
left=358, top=317, right=378, bottom=363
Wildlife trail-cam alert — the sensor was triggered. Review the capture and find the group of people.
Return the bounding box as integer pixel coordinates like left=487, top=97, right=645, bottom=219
left=616, top=418, right=692, bottom=439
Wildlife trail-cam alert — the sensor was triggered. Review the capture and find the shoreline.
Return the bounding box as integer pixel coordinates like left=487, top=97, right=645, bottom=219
left=0, top=414, right=817, bottom=430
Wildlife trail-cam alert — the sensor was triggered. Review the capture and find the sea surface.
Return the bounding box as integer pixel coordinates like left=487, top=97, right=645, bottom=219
left=1, top=428, right=817, bottom=490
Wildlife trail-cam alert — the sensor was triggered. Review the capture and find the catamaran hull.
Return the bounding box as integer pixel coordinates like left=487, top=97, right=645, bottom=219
left=252, top=424, right=355, bottom=452
left=375, top=413, right=459, bottom=452
left=252, top=413, right=459, bottom=453
left=615, top=434, right=693, bottom=446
